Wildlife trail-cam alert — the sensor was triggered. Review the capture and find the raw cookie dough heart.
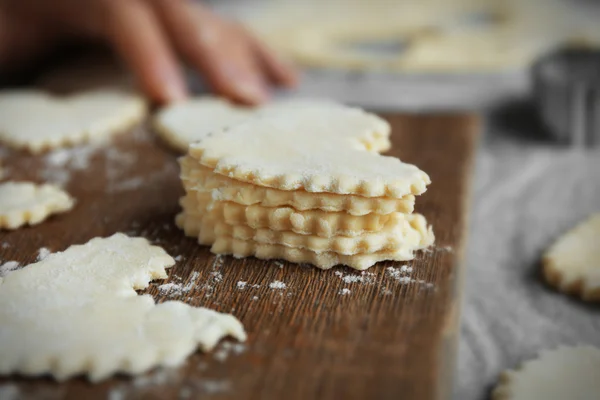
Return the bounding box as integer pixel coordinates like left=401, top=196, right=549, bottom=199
left=153, top=97, right=251, bottom=153
left=0, top=234, right=245, bottom=382
left=180, top=157, right=411, bottom=215
left=189, top=104, right=428, bottom=197
left=542, top=214, right=600, bottom=301
left=0, top=89, right=146, bottom=153
left=155, top=97, right=390, bottom=154
left=0, top=182, right=75, bottom=229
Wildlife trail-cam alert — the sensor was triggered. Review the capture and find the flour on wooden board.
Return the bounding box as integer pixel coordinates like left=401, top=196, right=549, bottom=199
left=157, top=271, right=200, bottom=297
left=334, top=270, right=376, bottom=284
left=213, top=341, right=247, bottom=363
left=0, top=261, right=19, bottom=277
left=41, top=142, right=140, bottom=189
left=269, top=280, right=287, bottom=290
left=37, top=247, right=51, bottom=261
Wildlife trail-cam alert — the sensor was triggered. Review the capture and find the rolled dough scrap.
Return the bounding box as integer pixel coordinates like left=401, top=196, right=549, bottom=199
left=542, top=214, right=600, bottom=302
left=188, top=103, right=428, bottom=197
left=214, top=213, right=432, bottom=255
left=211, top=234, right=433, bottom=270
left=153, top=97, right=251, bottom=153
left=156, top=97, right=389, bottom=154
left=0, top=182, right=75, bottom=229
left=179, top=191, right=399, bottom=238
left=492, top=345, right=600, bottom=400
left=0, top=234, right=246, bottom=382
left=180, top=157, right=413, bottom=215
left=0, top=89, right=146, bottom=153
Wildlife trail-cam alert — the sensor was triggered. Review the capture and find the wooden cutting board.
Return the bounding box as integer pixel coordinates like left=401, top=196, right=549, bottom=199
left=0, top=113, right=479, bottom=400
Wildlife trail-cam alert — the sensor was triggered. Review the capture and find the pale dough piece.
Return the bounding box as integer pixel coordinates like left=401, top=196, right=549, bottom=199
left=0, top=234, right=245, bottom=382
left=180, top=157, right=413, bottom=215
left=214, top=213, right=432, bottom=255
left=188, top=104, right=428, bottom=197
left=542, top=214, right=600, bottom=301
left=492, top=345, right=600, bottom=400
left=180, top=190, right=399, bottom=238
left=153, top=97, right=251, bottom=153
left=211, top=235, right=432, bottom=270
left=0, top=182, right=75, bottom=229
left=0, top=89, right=146, bottom=153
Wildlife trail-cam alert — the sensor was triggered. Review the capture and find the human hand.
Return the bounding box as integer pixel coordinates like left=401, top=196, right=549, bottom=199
left=0, top=0, right=298, bottom=104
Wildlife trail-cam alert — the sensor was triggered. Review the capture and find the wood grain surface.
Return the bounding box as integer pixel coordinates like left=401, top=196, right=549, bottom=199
left=0, top=113, right=479, bottom=400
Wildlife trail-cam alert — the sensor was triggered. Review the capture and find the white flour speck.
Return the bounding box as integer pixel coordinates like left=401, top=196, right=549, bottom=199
left=42, top=143, right=100, bottom=186
left=1, top=242, right=9, bottom=249
left=211, top=255, right=224, bottom=270
left=236, top=281, right=247, bottom=290
left=274, top=261, right=284, bottom=268
left=37, top=247, right=51, bottom=261
left=252, top=296, right=259, bottom=300
left=157, top=272, right=200, bottom=297
left=336, top=271, right=376, bottom=284
left=174, top=255, right=183, bottom=262
left=269, top=280, right=286, bottom=290
left=211, top=271, right=223, bottom=282
left=339, top=288, right=351, bottom=295
left=198, top=380, right=231, bottom=394
left=213, top=342, right=246, bottom=363
left=0, top=261, right=20, bottom=277
left=110, top=176, right=144, bottom=192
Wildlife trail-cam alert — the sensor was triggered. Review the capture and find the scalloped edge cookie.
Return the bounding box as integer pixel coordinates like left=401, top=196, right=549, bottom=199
left=492, top=345, right=600, bottom=400
left=214, top=213, right=432, bottom=255
left=0, top=89, right=146, bottom=153
left=0, top=233, right=245, bottom=382
left=153, top=97, right=251, bottom=153
left=180, top=190, right=398, bottom=238
left=0, top=182, right=75, bottom=229
left=180, top=156, right=415, bottom=216
left=187, top=103, right=429, bottom=198
left=542, top=214, right=600, bottom=302
left=211, top=236, right=426, bottom=270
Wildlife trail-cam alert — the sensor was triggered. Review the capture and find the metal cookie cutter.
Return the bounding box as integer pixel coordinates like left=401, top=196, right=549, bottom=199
left=533, top=47, right=600, bottom=146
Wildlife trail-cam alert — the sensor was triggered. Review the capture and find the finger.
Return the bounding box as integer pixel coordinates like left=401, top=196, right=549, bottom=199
left=240, top=25, right=299, bottom=88
left=104, top=0, right=186, bottom=103
left=154, top=1, right=268, bottom=104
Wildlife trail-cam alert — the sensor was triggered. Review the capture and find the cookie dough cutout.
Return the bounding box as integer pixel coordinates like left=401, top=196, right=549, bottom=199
left=0, top=182, right=75, bottom=229
left=179, top=191, right=400, bottom=238
left=542, top=214, right=600, bottom=301
left=153, top=97, right=251, bottom=153
left=215, top=213, right=432, bottom=255
left=188, top=103, right=428, bottom=197
left=0, top=89, right=146, bottom=153
left=492, top=345, right=600, bottom=400
left=211, top=233, right=433, bottom=271
left=0, top=234, right=246, bottom=382
left=180, top=157, right=412, bottom=216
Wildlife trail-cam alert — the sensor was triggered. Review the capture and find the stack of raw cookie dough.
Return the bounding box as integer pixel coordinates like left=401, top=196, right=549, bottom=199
left=177, top=102, right=434, bottom=270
